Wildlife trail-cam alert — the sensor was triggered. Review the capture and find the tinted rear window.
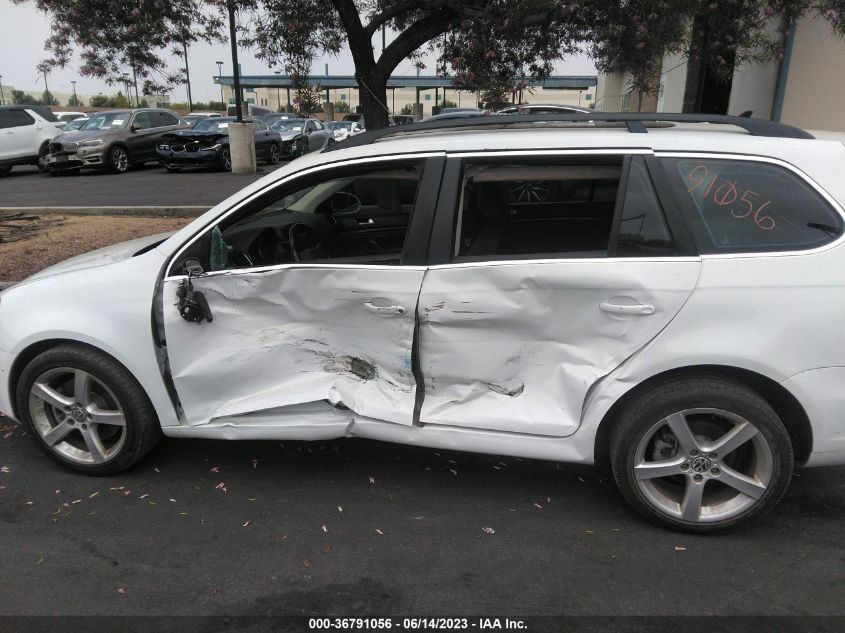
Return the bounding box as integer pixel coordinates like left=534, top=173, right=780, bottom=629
left=0, top=109, right=35, bottom=129
left=661, top=157, right=843, bottom=254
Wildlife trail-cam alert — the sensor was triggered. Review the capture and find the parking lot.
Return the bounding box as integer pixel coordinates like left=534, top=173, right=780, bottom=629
left=1, top=421, right=844, bottom=619
left=0, top=163, right=285, bottom=209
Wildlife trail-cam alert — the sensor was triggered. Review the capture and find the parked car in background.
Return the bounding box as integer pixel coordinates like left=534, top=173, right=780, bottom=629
left=157, top=117, right=282, bottom=171
left=2, top=113, right=842, bottom=533
left=270, top=117, right=334, bottom=154
left=0, top=105, right=63, bottom=174
left=182, top=112, right=222, bottom=127
left=390, top=115, right=414, bottom=125
left=227, top=103, right=273, bottom=118
left=327, top=120, right=364, bottom=142
left=56, top=111, right=87, bottom=124
left=61, top=117, right=89, bottom=132
left=497, top=104, right=594, bottom=115
left=45, top=108, right=184, bottom=174
left=422, top=109, right=488, bottom=122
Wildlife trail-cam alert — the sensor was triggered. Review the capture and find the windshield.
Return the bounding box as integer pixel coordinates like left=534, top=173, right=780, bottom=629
left=327, top=122, right=353, bottom=131
left=84, top=113, right=130, bottom=130
left=272, top=119, right=305, bottom=132
left=193, top=119, right=231, bottom=133
left=65, top=119, right=88, bottom=131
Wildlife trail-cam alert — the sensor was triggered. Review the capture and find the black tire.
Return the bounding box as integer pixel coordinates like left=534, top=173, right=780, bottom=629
left=609, top=374, right=793, bottom=533
left=220, top=147, right=232, bottom=171
left=36, top=142, right=50, bottom=173
left=0, top=164, right=12, bottom=175
left=266, top=142, right=281, bottom=165
left=106, top=145, right=130, bottom=174
left=15, top=344, right=162, bottom=475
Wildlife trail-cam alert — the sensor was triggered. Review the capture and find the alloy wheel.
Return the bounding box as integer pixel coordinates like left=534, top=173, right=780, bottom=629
left=111, top=147, right=129, bottom=172
left=633, top=408, right=774, bottom=523
left=28, top=367, right=127, bottom=465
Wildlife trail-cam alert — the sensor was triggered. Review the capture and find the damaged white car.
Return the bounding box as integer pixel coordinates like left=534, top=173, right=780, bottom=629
left=2, top=113, right=845, bottom=533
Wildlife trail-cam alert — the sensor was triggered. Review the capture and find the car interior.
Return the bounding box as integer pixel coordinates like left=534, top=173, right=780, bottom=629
left=176, top=165, right=422, bottom=273
left=454, top=162, right=622, bottom=260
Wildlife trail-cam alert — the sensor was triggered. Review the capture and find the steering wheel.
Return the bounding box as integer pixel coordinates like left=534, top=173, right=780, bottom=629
left=288, top=223, right=325, bottom=262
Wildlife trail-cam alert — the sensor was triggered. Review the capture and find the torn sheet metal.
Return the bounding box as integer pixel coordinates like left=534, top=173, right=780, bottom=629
left=162, top=266, right=424, bottom=426
left=417, top=259, right=700, bottom=436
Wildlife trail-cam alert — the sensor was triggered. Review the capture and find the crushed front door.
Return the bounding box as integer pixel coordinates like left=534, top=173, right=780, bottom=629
left=162, top=266, right=425, bottom=427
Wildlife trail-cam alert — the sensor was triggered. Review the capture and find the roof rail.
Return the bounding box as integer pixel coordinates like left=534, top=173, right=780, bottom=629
left=325, top=112, right=814, bottom=153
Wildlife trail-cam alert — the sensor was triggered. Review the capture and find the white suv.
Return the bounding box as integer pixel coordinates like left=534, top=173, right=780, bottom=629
left=1, top=113, right=843, bottom=532
left=0, top=105, right=64, bottom=174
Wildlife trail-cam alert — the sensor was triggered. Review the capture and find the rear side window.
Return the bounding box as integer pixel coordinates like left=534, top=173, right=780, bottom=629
left=0, top=109, right=35, bottom=129
left=454, top=160, right=622, bottom=259
left=662, top=157, right=843, bottom=253
left=155, top=111, right=180, bottom=127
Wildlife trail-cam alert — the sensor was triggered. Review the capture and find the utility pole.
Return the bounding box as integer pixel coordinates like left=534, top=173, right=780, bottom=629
left=122, top=72, right=130, bottom=104
left=274, top=70, right=282, bottom=112
left=132, top=64, right=139, bottom=107
left=0, top=75, right=4, bottom=105
left=71, top=80, right=78, bottom=106
left=183, top=40, right=193, bottom=112
left=216, top=60, right=224, bottom=109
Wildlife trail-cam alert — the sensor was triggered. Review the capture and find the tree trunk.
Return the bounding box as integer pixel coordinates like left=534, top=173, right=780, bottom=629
left=358, top=73, right=390, bottom=130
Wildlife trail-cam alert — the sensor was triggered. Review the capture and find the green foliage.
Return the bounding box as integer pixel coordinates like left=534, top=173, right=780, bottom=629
left=113, top=91, right=130, bottom=108
left=89, top=94, right=110, bottom=107
left=138, top=98, right=150, bottom=108
left=41, top=90, right=59, bottom=106
left=11, top=90, right=37, bottom=105
left=294, top=85, right=323, bottom=115
left=443, top=99, right=457, bottom=109
left=400, top=103, right=414, bottom=116
left=333, top=100, right=350, bottom=113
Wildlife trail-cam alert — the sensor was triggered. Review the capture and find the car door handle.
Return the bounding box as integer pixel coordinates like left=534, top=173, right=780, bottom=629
left=599, top=301, right=655, bottom=315
left=364, top=301, right=406, bottom=316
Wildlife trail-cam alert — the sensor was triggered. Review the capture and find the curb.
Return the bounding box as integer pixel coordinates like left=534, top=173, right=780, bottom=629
left=0, top=206, right=209, bottom=218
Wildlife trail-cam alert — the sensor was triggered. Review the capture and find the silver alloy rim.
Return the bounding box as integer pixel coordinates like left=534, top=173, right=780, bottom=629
left=112, top=148, right=128, bottom=172
left=633, top=408, right=774, bottom=523
left=270, top=144, right=279, bottom=162
left=223, top=149, right=231, bottom=170
left=28, top=367, right=127, bottom=465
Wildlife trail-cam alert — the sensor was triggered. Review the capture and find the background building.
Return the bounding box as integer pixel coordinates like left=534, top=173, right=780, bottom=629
left=594, top=14, right=845, bottom=132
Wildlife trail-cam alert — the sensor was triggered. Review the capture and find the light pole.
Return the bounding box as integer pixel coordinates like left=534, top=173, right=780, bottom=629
left=216, top=60, right=224, bottom=110
left=71, top=80, right=78, bottom=106
left=274, top=70, right=282, bottom=112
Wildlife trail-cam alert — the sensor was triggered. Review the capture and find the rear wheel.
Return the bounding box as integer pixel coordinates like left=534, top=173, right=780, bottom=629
left=15, top=345, right=161, bottom=475
left=610, top=376, right=793, bottom=532
left=267, top=143, right=281, bottom=165
left=220, top=147, right=232, bottom=171
left=36, top=143, right=50, bottom=172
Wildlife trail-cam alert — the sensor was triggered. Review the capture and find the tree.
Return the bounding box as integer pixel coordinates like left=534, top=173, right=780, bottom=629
left=400, top=103, right=414, bottom=115
left=113, top=91, right=130, bottom=108
left=89, top=94, right=110, bottom=107
left=11, top=90, right=38, bottom=105
left=333, top=100, right=351, bottom=113
left=41, top=89, right=59, bottom=106
left=19, top=0, right=845, bottom=129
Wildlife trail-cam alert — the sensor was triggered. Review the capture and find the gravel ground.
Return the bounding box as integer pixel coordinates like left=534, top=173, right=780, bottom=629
left=0, top=215, right=193, bottom=283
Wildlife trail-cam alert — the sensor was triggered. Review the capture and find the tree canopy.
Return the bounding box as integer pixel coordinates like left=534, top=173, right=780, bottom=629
left=17, top=0, right=845, bottom=128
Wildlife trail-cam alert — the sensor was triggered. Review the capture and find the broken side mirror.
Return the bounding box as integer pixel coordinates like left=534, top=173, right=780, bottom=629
left=176, top=259, right=213, bottom=323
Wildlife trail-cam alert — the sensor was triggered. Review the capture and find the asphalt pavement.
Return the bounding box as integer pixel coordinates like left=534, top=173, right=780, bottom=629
left=1, top=421, right=844, bottom=621
left=0, top=163, right=285, bottom=209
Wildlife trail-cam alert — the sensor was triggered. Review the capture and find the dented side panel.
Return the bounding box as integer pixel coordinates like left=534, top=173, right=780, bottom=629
left=162, top=266, right=425, bottom=426
left=417, top=259, right=701, bottom=436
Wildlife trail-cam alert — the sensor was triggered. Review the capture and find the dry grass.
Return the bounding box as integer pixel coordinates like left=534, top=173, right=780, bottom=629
left=0, top=214, right=194, bottom=283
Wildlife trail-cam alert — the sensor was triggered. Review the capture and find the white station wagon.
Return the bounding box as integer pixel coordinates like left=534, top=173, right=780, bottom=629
left=2, top=114, right=844, bottom=532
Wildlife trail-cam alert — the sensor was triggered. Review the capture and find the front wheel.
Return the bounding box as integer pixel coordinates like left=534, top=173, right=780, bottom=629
left=266, top=143, right=281, bottom=165
left=219, top=147, right=232, bottom=171
left=15, top=344, right=161, bottom=475
left=106, top=145, right=130, bottom=173
left=610, top=375, right=793, bottom=533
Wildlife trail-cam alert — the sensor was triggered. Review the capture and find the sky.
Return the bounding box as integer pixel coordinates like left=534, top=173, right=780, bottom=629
left=0, top=0, right=597, bottom=103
